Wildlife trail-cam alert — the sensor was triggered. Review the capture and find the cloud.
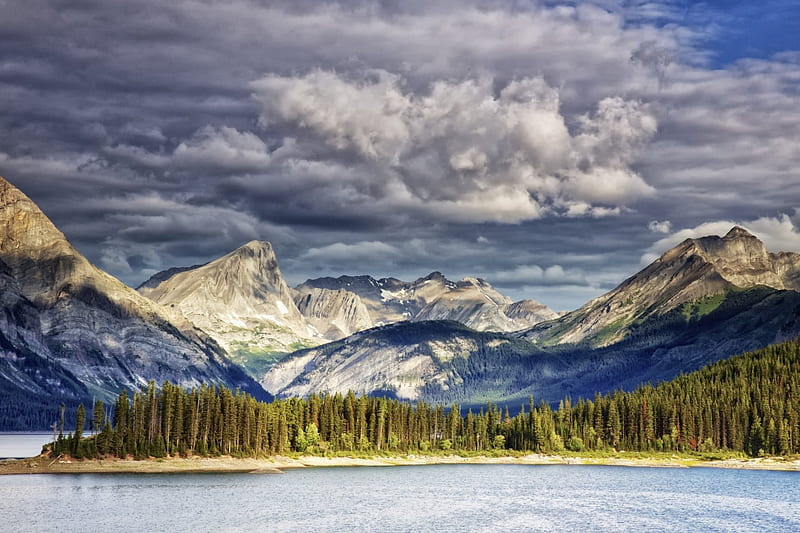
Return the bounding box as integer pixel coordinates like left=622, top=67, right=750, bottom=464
left=173, top=126, right=271, bottom=171
left=251, top=71, right=657, bottom=223
left=489, top=264, right=589, bottom=288
left=630, top=40, right=675, bottom=87
left=648, top=220, right=672, bottom=233
left=300, top=241, right=400, bottom=264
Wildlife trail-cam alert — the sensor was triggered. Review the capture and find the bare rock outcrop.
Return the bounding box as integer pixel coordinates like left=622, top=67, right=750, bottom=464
left=293, top=287, right=374, bottom=339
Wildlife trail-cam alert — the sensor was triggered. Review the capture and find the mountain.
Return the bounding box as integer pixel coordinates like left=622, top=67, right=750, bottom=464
left=263, top=228, right=800, bottom=406
left=521, top=226, right=800, bottom=347
left=0, top=254, right=92, bottom=429
left=261, top=320, right=564, bottom=403
left=298, top=272, right=558, bottom=332
left=297, top=272, right=451, bottom=324
left=413, top=277, right=559, bottom=331
left=0, top=175, right=268, bottom=425
left=136, top=264, right=204, bottom=291
left=140, top=254, right=555, bottom=377
left=138, top=241, right=321, bottom=376
left=293, top=287, right=374, bottom=339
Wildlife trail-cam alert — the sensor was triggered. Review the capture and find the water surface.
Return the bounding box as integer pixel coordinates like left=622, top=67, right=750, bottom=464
left=0, top=433, right=51, bottom=459
left=1, top=464, right=799, bottom=532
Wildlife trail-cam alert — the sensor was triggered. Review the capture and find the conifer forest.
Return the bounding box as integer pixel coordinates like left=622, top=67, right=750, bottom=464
left=52, top=338, right=800, bottom=459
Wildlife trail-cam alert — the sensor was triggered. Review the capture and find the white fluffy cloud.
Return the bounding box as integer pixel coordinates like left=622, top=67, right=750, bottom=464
left=173, top=126, right=271, bottom=171
left=252, top=71, right=657, bottom=223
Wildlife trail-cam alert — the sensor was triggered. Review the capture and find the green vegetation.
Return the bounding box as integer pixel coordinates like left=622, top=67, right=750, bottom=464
left=51, top=337, right=800, bottom=459
left=229, top=348, right=291, bottom=377
left=680, top=292, right=726, bottom=321
left=593, top=315, right=631, bottom=345
left=228, top=329, right=318, bottom=376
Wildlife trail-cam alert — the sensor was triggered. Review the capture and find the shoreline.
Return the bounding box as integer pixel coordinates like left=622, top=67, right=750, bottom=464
left=2, top=453, right=800, bottom=475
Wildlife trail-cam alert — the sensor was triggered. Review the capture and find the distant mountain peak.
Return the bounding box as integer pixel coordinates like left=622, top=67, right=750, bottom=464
left=138, top=238, right=317, bottom=365
left=421, top=270, right=447, bottom=282
left=523, top=226, right=800, bottom=348
left=301, top=270, right=555, bottom=333
left=724, top=226, right=756, bottom=240
left=237, top=239, right=274, bottom=254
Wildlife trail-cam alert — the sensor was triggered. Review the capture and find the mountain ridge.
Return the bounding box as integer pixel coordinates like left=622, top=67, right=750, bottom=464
left=139, top=253, right=558, bottom=375
left=299, top=271, right=558, bottom=332
left=0, top=175, right=269, bottom=413
left=263, top=227, right=800, bottom=405
left=520, top=226, right=800, bottom=348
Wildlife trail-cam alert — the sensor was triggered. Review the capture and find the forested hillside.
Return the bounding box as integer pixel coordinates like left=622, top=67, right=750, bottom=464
left=53, top=337, right=800, bottom=459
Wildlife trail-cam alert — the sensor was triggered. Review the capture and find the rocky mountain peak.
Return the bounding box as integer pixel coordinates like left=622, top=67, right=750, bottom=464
left=0, top=176, right=67, bottom=249
left=423, top=271, right=446, bottom=281
left=293, top=286, right=373, bottom=339
left=235, top=239, right=275, bottom=258
left=138, top=239, right=317, bottom=365
left=459, top=276, right=489, bottom=288
left=689, top=227, right=792, bottom=290
left=523, top=226, right=800, bottom=348
left=0, top=176, right=85, bottom=300
left=724, top=226, right=756, bottom=240
left=223, top=240, right=279, bottom=275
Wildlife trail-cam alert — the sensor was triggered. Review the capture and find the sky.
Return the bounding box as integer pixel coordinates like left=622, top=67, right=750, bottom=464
left=1, top=0, right=798, bottom=311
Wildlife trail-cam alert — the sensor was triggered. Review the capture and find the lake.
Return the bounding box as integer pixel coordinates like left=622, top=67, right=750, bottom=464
left=0, top=433, right=52, bottom=459
left=1, top=463, right=799, bottom=532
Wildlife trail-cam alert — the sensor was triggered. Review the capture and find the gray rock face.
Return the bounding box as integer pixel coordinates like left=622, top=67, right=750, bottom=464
left=504, top=299, right=561, bottom=326
left=139, top=241, right=320, bottom=359
left=522, top=226, right=800, bottom=347
left=261, top=321, right=543, bottom=402
left=293, top=287, right=374, bottom=339
left=0, top=175, right=266, bottom=402
left=297, top=273, right=444, bottom=324
left=0, top=256, right=87, bottom=400
left=299, top=272, right=557, bottom=332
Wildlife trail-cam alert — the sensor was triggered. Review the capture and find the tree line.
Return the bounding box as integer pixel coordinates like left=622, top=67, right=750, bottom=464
left=51, top=337, right=800, bottom=459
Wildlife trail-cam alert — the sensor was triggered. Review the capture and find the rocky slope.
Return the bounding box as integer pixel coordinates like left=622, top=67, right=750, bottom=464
left=521, top=226, right=800, bottom=347
left=299, top=272, right=557, bottom=332
left=261, top=320, right=561, bottom=402
left=138, top=241, right=321, bottom=375
left=293, top=287, right=374, bottom=339
left=0, top=175, right=268, bottom=410
left=263, top=228, right=800, bottom=406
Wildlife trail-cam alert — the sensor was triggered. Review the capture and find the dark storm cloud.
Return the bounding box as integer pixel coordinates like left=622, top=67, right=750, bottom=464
left=0, top=0, right=798, bottom=311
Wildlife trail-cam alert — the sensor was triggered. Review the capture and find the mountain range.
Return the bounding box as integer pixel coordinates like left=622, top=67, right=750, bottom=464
left=3, top=173, right=800, bottom=428
left=139, top=257, right=558, bottom=375
left=0, top=176, right=267, bottom=428
left=263, top=227, right=800, bottom=406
